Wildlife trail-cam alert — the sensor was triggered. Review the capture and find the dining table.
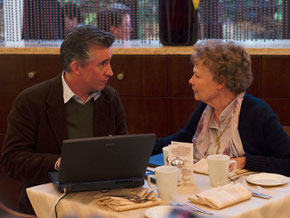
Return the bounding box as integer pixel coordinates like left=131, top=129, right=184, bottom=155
left=26, top=168, right=290, bottom=218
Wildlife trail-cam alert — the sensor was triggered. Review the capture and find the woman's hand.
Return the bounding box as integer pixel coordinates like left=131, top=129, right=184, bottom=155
left=230, top=157, right=246, bottom=169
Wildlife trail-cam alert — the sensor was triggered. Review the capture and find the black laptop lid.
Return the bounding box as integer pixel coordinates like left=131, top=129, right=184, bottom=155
left=58, top=133, right=156, bottom=185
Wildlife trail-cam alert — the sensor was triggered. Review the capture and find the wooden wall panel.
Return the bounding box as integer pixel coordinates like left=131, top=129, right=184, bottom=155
left=0, top=55, right=61, bottom=95
left=110, top=56, right=143, bottom=96
left=141, top=56, right=167, bottom=97
left=24, top=55, right=62, bottom=82
left=167, top=56, right=193, bottom=97
left=261, top=56, right=290, bottom=98
left=247, top=56, right=262, bottom=97
left=0, top=55, right=27, bottom=94
left=167, top=98, right=198, bottom=135
left=110, top=56, right=167, bottom=97
left=121, top=97, right=168, bottom=137
left=121, top=97, right=144, bottom=134
left=143, top=98, right=168, bottom=137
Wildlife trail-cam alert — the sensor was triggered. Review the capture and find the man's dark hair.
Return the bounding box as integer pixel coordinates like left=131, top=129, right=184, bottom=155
left=60, top=25, right=114, bottom=72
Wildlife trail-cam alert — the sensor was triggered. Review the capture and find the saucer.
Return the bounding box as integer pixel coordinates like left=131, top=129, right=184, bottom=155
left=145, top=205, right=177, bottom=218
left=246, top=173, right=289, bottom=186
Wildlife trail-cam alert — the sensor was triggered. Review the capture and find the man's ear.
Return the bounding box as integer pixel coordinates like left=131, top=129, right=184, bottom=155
left=70, top=61, right=81, bottom=76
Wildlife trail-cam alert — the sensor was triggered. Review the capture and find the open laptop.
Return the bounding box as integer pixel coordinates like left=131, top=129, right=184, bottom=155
left=49, top=133, right=156, bottom=193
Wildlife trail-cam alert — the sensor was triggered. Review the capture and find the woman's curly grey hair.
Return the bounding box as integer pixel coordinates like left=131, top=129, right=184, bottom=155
left=191, top=39, right=253, bottom=95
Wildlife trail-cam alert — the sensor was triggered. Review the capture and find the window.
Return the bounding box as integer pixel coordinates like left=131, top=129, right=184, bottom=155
left=0, top=0, right=289, bottom=47
left=199, top=0, right=289, bottom=40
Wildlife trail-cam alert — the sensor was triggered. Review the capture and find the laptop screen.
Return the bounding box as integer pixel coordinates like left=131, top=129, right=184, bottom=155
left=58, top=133, right=156, bottom=184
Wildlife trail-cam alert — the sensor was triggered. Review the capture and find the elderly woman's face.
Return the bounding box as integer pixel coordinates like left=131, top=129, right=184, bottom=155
left=189, top=63, right=220, bottom=103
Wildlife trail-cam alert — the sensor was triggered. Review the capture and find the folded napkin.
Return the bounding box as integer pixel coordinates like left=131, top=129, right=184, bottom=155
left=193, top=158, right=208, bottom=175
left=90, top=188, right=162, bottom=212
left=188, top=183, right=252, bottom=209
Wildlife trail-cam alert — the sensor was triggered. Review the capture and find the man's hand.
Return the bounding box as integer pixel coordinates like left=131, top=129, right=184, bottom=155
left=55, top=158, right=61, bottom=171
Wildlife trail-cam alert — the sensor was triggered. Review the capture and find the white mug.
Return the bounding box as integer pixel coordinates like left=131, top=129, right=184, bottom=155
left=162, top=146, right=169, bottom=166
left=207, top=154, right=237, bottom=187
left=147, top=166, right=178, bottom=201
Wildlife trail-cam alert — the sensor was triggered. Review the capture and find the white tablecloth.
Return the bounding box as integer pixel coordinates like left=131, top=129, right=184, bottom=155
left=26, top=173, right=290, bottom=218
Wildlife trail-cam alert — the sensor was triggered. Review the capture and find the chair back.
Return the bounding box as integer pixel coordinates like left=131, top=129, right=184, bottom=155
left=0, top=202, right=36, bottom=218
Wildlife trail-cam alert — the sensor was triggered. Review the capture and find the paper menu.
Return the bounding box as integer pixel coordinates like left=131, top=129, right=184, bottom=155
left=168, top=141, right=194, bottom=185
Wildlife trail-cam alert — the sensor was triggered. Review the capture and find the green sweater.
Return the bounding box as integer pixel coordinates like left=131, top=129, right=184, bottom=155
left=66, top=99, right=94, bottom=139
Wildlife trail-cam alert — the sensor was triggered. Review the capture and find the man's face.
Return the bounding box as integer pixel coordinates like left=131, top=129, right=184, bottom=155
left=79, top=46, right=113, bottom=92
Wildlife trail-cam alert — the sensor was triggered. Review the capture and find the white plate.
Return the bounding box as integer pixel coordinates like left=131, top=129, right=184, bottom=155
left=145, top=205, right=178, bottom=218
left=246, top=173, right=289, bottom=186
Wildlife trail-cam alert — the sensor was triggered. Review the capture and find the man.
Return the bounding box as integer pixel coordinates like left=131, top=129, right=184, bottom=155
left=61, top=3, right=83, bottom=39
left=97, top=3, right=132, bottom=40
left=1, top=25, right=128, bottom=214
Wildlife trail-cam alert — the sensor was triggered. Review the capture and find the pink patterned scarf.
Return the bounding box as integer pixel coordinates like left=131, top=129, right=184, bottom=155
left=192, top=92, right=246, bottom=160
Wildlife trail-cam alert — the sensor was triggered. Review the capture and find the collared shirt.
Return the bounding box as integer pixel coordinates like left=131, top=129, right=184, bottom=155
left=206, top=98, right=236, bottom=156
left=61, top=72, right=101, bottom=104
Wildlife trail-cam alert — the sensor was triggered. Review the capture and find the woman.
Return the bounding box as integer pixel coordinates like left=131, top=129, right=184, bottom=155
left=154, top=39, right=290, bottom=176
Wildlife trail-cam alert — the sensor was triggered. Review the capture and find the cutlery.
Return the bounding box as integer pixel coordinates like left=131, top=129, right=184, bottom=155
left=134, top=190, right=155, bottom=203
left=250, top=190, right=272, bottom=199
left=101, top=194, right=141, bottom=201
left=171, top=202, right=213, bottom=215
left=228, top=171, right=257, bottom=182
left=103, top=191, right=156, bottom=203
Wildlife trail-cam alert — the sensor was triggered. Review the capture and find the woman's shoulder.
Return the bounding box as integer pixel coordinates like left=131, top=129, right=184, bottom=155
left=242, top=93, right=274, bottom=117
left=243, top=93, right=271, bottom=109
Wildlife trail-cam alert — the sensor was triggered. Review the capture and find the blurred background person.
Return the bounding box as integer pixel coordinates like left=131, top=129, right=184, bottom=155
left=23, top=1, right=83, bottom=40
left=60, top=2, right=83, bottom=38
left=97, top=3, right=132, bottom=41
